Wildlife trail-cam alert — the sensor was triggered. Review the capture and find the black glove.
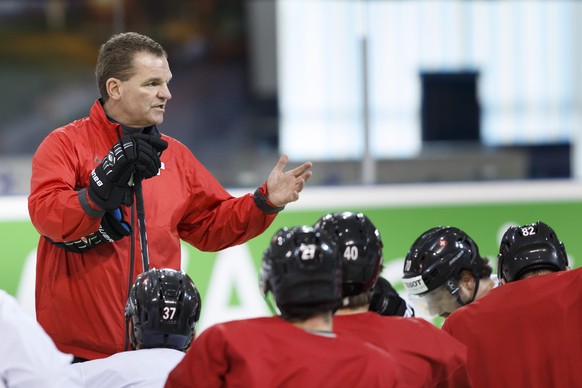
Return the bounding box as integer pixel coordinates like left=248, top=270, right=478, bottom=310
left=132, top=133, right=168, bottom=179
left=369, top=276, right=415, bottom=317
left=88, top=136, right=138, bottom=211
left=44, top=208, right=132, bottom=253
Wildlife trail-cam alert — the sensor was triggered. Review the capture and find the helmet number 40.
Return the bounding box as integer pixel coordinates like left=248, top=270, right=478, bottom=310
left=344, top=246, right=359, bottom=261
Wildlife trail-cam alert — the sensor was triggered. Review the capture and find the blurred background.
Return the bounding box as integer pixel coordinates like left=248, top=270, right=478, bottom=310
left=0, top=0, right=580, bottom=195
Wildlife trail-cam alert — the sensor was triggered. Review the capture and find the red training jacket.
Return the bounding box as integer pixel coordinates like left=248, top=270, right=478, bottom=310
left=165, top=316, right=400, bottom=388
left=334, top=312, right=470, bottom=388
left=28, top=100, right=277, bottom=360
left=442, top=267, right=582, bottom=387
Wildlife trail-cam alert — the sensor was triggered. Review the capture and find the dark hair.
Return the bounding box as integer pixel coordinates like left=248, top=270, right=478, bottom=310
left=95, top=32, right=167, bottom=101
left=342, top=292, right=372, bottom=309
left=478, top=257, right=493, bottom=279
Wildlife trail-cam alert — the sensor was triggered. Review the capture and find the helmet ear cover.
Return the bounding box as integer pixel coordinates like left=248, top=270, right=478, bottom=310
left=314, top=212, right=383, bottom=297
left=497, top=221, right=568, bottom=283
left=259, top=226, right=343, bottom=317
left=125, top=268, right=201, bottom=351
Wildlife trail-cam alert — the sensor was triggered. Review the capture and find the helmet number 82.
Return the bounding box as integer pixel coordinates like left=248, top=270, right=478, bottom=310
left=521, top=226, right=536, bottom=236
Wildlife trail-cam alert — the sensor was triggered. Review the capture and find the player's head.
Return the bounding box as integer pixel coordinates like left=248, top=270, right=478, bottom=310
left=313, top=212, right=383, bottom=299
left=259, top=225, right=343, bottom=320
left=498, top=221, right=568, bottom=283
left=402, top=226, right=486, bottom=317
left=125, top=268, right=201, bottom=351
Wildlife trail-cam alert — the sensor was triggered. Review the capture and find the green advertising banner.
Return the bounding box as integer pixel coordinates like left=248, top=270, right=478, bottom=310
left=3, top=181, right=581, bottom=329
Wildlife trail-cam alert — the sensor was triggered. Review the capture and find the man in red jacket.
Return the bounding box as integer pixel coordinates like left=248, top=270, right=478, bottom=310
left=165, top=226, right=401, bottom=388
left=28, top=32, right=312, bottom=361
left=315, top=212, right=471, bottom=387
left=442, top=221, right=578, bottom=387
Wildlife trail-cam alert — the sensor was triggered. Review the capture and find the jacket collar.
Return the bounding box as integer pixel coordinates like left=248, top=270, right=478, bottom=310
left=89, top=98, right=161, bottom=139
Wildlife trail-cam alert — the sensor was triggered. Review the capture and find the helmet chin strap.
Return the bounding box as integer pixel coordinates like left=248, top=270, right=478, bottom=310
left=457, top=277, right=480, bottom=307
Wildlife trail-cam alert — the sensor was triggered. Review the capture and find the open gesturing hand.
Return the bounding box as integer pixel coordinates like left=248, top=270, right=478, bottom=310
left=265, top=154, right=313, bottom=208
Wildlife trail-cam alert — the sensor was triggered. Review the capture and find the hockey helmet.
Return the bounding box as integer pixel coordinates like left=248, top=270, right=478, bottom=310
left=402, top=226, right=484, bottom=295
left=369, top=276, right=414, bottom=317
left=498, top=221, right=568, bottom=283
left=259, top=225, right=343, bottom=317
left=125, top=268, right=201, bottom=351
left=314, top=212, right=383, bottom=297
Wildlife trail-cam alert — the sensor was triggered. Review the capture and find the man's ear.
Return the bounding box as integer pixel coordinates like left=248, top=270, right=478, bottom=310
left=459, top=270, right=476, bottom=291
left=106, top=78, right=122, bottom=101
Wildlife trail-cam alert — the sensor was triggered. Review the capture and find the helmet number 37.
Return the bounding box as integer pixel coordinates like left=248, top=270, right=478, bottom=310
left=163, top=306, right=177, bottom=320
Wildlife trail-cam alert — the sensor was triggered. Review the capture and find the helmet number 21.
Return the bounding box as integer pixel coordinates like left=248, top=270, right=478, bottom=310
left=300, top=244, right=317, bottom=260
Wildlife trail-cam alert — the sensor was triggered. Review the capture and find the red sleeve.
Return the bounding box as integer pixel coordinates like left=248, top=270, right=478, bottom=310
left=177, top=153, right=277, bottom=252
left=165, top=326, right=228, bottom=388
left=28, top=128, right=101, bottom=242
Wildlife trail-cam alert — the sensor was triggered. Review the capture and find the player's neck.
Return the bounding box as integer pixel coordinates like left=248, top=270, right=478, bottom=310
left=292, top=311, right=333, bottom=332
left=335, top=305, right=369, bottom=315
left=476, top=277, right=495, bottom=299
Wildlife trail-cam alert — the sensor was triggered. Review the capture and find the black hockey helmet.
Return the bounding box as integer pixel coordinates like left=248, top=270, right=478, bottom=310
left=498, top=221, right=568, bottom=283
left=402, top=226, right=485, bottom=298
left=125, top=268, right=201, bottom=351
left=259, top=225, right=343, bottom=317
left=314, top=212, right=383, bottom=297
left=369, top=276, right=414, bottom=317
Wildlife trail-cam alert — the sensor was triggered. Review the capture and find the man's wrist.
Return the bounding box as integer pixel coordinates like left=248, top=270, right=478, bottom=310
left=78, top=188, right=106, bottom=218
left=253, top=183, right=285, bottom=214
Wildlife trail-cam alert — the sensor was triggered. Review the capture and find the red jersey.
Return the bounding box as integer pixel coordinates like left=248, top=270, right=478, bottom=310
left=334, top=312, right=470, bottom=387
left=165, top=316, right=400, bottom=388
left=28, top=100, right=277, bottom=360
left=442, top=267, right=582, bottom=388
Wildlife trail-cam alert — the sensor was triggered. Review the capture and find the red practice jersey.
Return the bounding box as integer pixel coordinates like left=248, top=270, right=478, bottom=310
left=442, top=267, right=582, bottom=388
left=334, top=312, right=470, bottom=387
left=165, top=316, right=400, bottom=388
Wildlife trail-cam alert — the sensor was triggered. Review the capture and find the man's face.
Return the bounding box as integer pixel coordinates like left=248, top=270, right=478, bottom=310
left=411, top=274, right=482, bottom=318
left=410, top=284, right=462, bottom=318
left=116, top=52, right=172, bottom=128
